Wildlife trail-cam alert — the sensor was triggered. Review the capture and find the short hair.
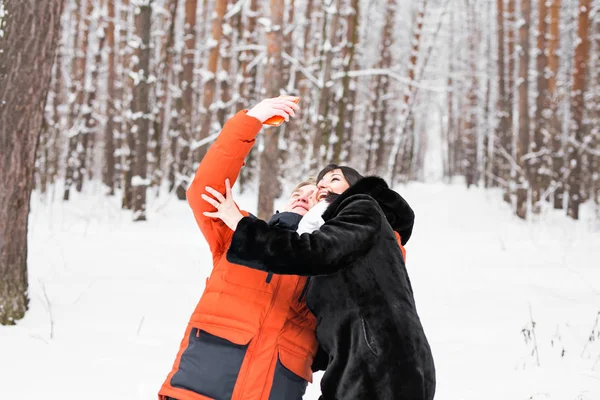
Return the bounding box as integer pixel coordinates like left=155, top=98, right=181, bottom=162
left=317, top=164, right=363, bottom=186
left=291, top=177, right=317, bottom=195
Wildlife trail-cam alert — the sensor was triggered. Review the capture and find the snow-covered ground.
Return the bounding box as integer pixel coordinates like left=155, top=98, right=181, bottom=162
left=1, top=181, right=599, bottom=400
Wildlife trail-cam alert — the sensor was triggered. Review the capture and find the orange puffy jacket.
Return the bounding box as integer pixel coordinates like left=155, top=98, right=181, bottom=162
left=159, top=111, right=318, bottom=400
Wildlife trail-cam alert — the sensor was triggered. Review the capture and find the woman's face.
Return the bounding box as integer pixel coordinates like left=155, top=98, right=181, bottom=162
left=315, top=169, right=350, bottom=201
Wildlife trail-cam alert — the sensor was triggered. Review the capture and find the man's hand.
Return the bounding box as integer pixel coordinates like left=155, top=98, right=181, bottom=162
left=202, top=179, right=244, bottom=231
left=246, top=96, right=300, bottom=124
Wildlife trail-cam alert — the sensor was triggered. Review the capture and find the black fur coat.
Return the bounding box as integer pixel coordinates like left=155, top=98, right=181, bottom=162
left=227, top=177, right=435, bottom=400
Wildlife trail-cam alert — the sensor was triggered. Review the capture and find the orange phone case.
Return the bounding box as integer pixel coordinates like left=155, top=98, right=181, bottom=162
left=263, top=97, right=300, bottom=126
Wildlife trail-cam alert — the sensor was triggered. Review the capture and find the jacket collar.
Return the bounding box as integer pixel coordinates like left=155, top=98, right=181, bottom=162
left=322, top=176, right=415, bottom=245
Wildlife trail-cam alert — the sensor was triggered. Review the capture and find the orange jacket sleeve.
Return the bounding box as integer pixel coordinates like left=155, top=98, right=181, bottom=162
left=186, top=110, right=263, bottom=257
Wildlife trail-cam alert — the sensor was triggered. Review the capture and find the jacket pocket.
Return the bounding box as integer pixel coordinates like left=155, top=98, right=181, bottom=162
left=223, top=263, right=274, bottom=292
left=360, top=318, right=381, bottom=357
left=268, top=349, right=309, bottom=400
left=171, top=327, right=252, bottom=400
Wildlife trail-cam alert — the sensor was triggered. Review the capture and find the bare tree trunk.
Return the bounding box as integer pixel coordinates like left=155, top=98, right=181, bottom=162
left=548, top=0, right=562, bottom=209
left=311, top=0, right=341, bottom=168
left=152, top=0, right=178, bottom=189
left=236, top=0, right=260, bottom=192
left=195, top=0, right=227, bottom=165
left=387, top=0, right=427, bottom=182
left=257, top=0, right=284, bottom=220
left=593, top=9, right=600, bottom=218
left=483, top=1, right=494, bottom=188
left=333, top=0, right=360, bottom=165
left=0, top=0, right=65, bottom=325
left=132, top=0, right=153, bottom=221
left=236, top=0, right=259, bottom=113
left=567, top=0, right=591, bottom=220
left=64, top=0, right=91, bottom=201
left=104, top=0, right=117, bottom=195
left=217, top=0, right=236, bottom=127
left=464, top=1, right=478, bottom=188
left=446, top=5, right=455, bottom=180
left=494, top=0, right=508, bottom=188
left=122, top=0, right=135, bottom=209
left=516, top=0, right=531, bottom=219
left=77, top=1, right=105, bottom=193
left=531, top=0, right=549, bottom=211
left=503, top=0, right=516, bottom=202
left=175, top=0, right=199, bottom=200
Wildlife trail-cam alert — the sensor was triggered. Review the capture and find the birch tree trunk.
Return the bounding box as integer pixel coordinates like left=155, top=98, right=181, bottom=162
left=0, top=0, right=65, bottom=325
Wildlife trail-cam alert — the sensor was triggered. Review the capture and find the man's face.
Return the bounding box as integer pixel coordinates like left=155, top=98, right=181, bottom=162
left=283, top=184, right=318, bottom=216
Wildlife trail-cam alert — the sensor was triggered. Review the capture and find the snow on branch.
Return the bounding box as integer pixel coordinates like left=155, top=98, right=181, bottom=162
left=281, top=52, right=322, bottom=88
left=330, top=68, right=447, bottom=92
left=224, top=0, right=248, bottom=20
left=191, top=131, right=221, bottom=151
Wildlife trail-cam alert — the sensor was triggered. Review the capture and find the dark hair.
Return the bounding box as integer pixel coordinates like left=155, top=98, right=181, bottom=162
left=317, top=164, right=364, bottom=187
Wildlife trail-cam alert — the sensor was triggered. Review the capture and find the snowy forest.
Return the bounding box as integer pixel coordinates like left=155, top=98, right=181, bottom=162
left=3, top=0, right=597, bottom=222
left=2, top=1, right=600, bottom=398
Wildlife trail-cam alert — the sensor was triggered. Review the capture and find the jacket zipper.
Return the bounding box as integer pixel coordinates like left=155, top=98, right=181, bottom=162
left=298, top=277, right=312, bottom=303
left=266, top=272, right=273, bottom=283
left=235, top=275, right=282, bottom=398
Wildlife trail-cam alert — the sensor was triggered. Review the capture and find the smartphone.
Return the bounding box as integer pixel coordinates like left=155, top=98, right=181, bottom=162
left=263, top=97, right=300, bottom=127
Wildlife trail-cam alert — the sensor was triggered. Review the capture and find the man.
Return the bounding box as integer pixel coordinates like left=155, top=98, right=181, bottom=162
left=159, top=97, right=319, bottom=400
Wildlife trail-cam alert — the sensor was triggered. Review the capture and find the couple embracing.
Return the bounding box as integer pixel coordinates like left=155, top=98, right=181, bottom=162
left=158, top=96, right=436, bottom=400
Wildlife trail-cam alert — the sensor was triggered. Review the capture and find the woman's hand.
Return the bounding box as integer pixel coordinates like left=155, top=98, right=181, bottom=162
left=202, top=179, right=244, bottom=231
left=246, top=96, right=300, bottom=124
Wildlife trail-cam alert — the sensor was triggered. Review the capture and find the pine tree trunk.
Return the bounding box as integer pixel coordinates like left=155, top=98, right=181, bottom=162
left=175, top=0, right=199, bottom=200
left=195, top=0, right=227, bottom=165
left=311, top=0, right=341, bottom=168
left=503, top=0, right=516, bottom=202
left=567, top=0, right=591, bottom=220
left=132, top=0, right=152, bottom=221
left=531, top=0, right=549, bottom=211
left=593, top=11, right=600, bottom=218
left=516, top=0, right=531, bottom=219
left=236, top=0, right=259, bottom=113
left=217, top=0, right=236, bottom=127
left=64, top=0, right=91, bottom=201
left=152, top=0, right=178, bottom=189
left=104, top=0, right=117, bottom=195
left=464, top=2, right=478, bottom=188
left=257, top=0, right=285, bottom=220
left=0, top=0, right=65, bottom=325
left=548, top=0, right=562, bottom=209
left=446, top=6, right=455, bottom=180
left=335, top=0, right=360, bottom=165
left=122, top=0, right=135, bottom=209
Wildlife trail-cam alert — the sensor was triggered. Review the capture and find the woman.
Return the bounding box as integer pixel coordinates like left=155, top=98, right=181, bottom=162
left=202, top=165, right=436, bottom=400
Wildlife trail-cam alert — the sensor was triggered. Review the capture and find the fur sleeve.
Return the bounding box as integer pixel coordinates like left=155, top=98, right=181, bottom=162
left=226, top=198, right=381, bottom=276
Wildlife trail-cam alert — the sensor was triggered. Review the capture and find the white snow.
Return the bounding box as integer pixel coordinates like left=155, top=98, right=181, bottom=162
left=1, top=181, right=599, bottom=400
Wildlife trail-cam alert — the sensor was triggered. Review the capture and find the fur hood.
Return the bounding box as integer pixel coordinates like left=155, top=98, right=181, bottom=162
left=322, top=176, right=415, bottom=245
